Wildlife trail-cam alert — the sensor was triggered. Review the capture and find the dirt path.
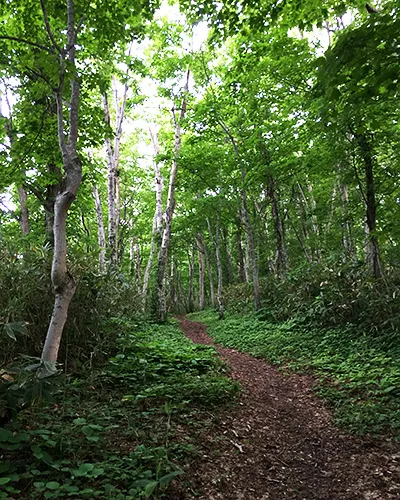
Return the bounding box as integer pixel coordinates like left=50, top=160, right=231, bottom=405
left=176, top=317, right=400, bottom=500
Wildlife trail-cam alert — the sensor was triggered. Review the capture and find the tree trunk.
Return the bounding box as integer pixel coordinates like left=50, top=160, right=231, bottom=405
left=221, top=226, right=234, bottom=285
left=17, top=186, right=30, bottom=235
left=103, top=77, right=129, bottom=267
left=340, top=182, right=355, bottom=260
left=188, top=246, right=195, bottom=313
left=92, top=186, right=106, bottom=273
left=207, top=217, right=224, bottom=319
left=156, top=70, right=189, bottom=322
left=197, top=233, right=205, bottom=310
left=356, top=133, right=382, bottom=277
left=41, top=0, right=82, bottom=367
left=142, top=126, right=163, bottom=305
left=236, top=217, right=246, bottom=283
left=241, top=189, right=260, bottom=311
left=268, top=176, right=288, bottom=277
left=204, top=242, right=215, bottom=309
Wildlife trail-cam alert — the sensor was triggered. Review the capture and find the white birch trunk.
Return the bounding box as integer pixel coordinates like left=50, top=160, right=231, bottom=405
left=41, top=0, right=83, bottom=367
left=142, top=126, right=164, bottom=305
left=156, top=70, right=190, bottom=322
left=103, top=77, right=129, bottom=267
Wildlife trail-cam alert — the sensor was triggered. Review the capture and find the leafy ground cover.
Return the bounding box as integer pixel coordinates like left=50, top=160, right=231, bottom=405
left=188, top=310, right=400, bottom=439
left=0, top=318, right=238, bottom=499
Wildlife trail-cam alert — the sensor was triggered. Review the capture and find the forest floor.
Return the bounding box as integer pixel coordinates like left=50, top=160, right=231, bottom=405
left=176, top=316, right=400, bottom=500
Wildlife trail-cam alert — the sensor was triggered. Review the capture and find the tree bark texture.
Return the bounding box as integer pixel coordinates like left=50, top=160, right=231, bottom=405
left=207, top=217, right=224, bottom=320
left=103, top=77, right=129, bottom=267
left=196, top=233, right=205, bottom=310
left=268, top=176, right=288, bottom=277
left=356, top=133, right=383, bottom=277
left=204, top=242, right=215, bottom=309
left=156, top=70, right=189, bottom=322
left=142, top=126, right=164, bottom=305
left=41, top=0, right=83, bottom=366
left=17, top=186, right=30, bottom=235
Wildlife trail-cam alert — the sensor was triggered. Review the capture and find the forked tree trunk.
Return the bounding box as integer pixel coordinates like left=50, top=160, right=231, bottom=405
left=156, top=70, right=190, bottom=322
left=41, top=0, right=82, bottom=366
left=197, top=233, right=205, bottom=310
left=92, top=186, right=106, bottom=273
left=17, top=186, right=30, bottom=235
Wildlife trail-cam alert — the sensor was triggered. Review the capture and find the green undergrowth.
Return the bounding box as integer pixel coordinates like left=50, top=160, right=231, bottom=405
left=0, top=317, right=238, bottom=499
left=188, top=310, right=400, bottom=439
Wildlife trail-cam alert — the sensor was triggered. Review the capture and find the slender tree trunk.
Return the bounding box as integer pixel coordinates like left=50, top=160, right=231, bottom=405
left=268, top=176, right=288, bottom=277
left=197, top=233, right=205, bottom=310
left=142, top=126, right=164, bottom=305
left=340, top=182, right=355, bottom=260
left=236, top=216, right=246, bottom=283
left=17, top=186, right=30, bottom=235
left=207, top=217, right=224, bottom=319
left=41, top=0, right=83, bottom=366
left=241, top=188, right=260, bottom=310
left=204, top=242, right=215, bottom=309
left=156, top=70, right=189, bottom=322
left=103, top=77, right=129, bottom=267
left=188, top=246, right=195, bottom=313
left=356, top=133, right=382, bottom=277
left=92, top=186, right=106, bottom=273
left=221, top=226, right=234, bottom=285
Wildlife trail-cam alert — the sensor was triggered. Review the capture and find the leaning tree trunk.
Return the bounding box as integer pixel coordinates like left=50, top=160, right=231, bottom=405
left=41, top=0, right=82, bottom=366
left=156, top=70, right=190, bottom=322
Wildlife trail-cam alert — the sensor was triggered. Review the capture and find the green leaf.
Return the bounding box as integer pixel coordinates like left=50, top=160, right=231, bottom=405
left=158, top=470, right=184, bottom=487
left=45, top=481, right=60, bottom=490
left=0, top=477, right=11, bottom=485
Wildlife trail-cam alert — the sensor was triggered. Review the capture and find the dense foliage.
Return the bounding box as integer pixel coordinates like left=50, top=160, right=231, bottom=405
left=1, top=0, right=400, bottom=496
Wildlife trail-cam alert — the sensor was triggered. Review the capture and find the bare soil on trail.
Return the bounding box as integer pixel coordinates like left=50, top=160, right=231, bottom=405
left=175, top=316, right=400, bottom=500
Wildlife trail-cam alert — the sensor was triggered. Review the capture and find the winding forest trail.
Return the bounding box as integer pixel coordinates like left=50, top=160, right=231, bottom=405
left=177, top=317, right=400, bottom=500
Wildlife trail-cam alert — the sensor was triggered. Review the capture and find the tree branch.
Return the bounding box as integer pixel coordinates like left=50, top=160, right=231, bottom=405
left=0, top=35, right=51, bottom=52
left=40, top=0, right=63, bottom=54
